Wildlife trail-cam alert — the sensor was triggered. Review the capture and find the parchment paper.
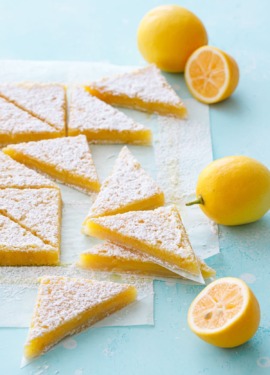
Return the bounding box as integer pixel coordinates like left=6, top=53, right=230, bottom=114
left=0, top=60, right=219, bottom=329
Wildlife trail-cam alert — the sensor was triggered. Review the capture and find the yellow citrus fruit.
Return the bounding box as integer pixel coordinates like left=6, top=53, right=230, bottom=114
left=185, top=46, right=239, bottom=103
left=137, top=5, right=208, bottom=73
left=186, top=156, right=270, bottom=225
left=188, top=277, right=260, bottom=348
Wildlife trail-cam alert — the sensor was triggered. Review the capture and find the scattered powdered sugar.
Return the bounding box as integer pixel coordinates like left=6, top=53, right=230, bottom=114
left=90, top=65, right=185, bottom=107
left=0, top=265, right=153, bottom=301
left=154, top=100, right=219, bottom=259
left=25, top=275, right=135, bottom=341
left=68, top=86, right=147, bottom=133
left=0, top=188, right=61, bottom=247
left=0, top=151, right=57, bottom=189
left=5, top=135, right=100, bottom=186
left=0, top=83, right=66, bottom=131
left=87, top=146, right=163, bottom=218
left=154, top=118, right=183, bottom=205
left=156, top=104, right=212, bottom=199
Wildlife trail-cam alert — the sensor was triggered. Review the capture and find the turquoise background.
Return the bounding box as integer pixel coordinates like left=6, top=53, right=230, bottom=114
left=0, top=0, right=270, bottom=374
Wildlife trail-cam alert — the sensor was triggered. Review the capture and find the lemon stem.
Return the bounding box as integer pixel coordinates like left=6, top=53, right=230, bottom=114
left=186, top=195, right=204, bottom=206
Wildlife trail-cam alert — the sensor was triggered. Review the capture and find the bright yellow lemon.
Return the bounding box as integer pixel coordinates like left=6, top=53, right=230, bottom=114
left=188, top=277, right=260, bottom=348
left=185, top=46, right=239, bottom=103
left=137, top=5, right=208, bottom=73
left=186, top=156, right=270, bottom=225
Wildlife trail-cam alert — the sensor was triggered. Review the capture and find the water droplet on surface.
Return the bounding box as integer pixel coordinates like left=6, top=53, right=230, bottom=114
left=240, top=273, right=256, bottom=284
left=257, top=357, right=270, bottom=368
left=165, top=281, right=176, bottom=287
left=62, top=338, right=77, bottom=349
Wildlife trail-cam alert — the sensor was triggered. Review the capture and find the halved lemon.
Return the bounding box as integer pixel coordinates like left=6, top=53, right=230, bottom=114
left=188, top=277, right=260, bottom=348
left=185, top=46, right=239, bottom=104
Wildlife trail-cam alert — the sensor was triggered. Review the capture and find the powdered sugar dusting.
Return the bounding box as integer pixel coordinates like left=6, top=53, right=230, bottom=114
left=84, top=241, right=152, bottom=262
left=0, top=188, right=61, bottom=247
left=0, top=83, right=66, bottom=131
left=0, top=213, right=54, bottom=252
left=0, top=151, right=57, bottom=189
left=82, top=241, right=215, bottom=279
left=0, top=97, right=58, bottom=144
left=87, top=146, right=163, bottom=218
left=90, top=65, right=185, bottom=107
left=5, top=135, right=100, bottom=188
left=26, top=276, right=134, bottom=341
left=89, top=205, right=204, bottom=282
left=68, top=86, right=147, bottom=134
left=91, top=205, right=197, bottom=261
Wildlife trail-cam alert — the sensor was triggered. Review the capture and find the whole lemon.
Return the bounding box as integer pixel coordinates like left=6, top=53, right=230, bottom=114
left=137, top=5, right=208, bottom=73
left=186, top=156, right=270, bottom=225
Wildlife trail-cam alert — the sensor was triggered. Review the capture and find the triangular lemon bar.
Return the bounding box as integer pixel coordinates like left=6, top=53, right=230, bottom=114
left=83, top=146, right=164, bottom=226
left=0, top=213, right=58, bottom=265
left=24, top=276, right=137, bottom=359
left=3, top=135, right=100, bottom=193
left=0, top=83, right=66, bottom=133
left=86, top=65, right=187, bottom=118
left=0, top=151, right=57, bottom=189
left=79, top=241, right=216, bottom=280
left=0, top=97, right=62, bottom=145
left=0, top=188, right=61, bottom=250
left=68, top=86, right=152, bottom=144
left=85, top=205, right=202, bottom=279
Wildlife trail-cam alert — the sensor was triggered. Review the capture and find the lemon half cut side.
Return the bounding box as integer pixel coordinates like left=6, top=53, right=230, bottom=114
left=188, top=277, right=260, bottom=348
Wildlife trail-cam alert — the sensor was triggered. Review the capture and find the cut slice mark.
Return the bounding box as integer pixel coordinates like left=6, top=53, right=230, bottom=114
left=3, top=136, right=100, bottom=194
left=0, top=93, right=63, bottom=133
left=0, top=209, right=55, bottom=248
left=0, top=151, right=59, bottom=190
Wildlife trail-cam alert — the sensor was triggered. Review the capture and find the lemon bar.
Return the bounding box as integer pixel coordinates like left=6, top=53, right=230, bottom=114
left=0, top=213, right=59, bottom=265
left=3, top=135, right=100, bottom=193
left=83, top=146, right=164, bottom=226
left=68, top=86, right=152, bottom=144
left=0, top=83, right=66, bottom=133
left=79, top=241, right=216, bottom=279
left=86, top=205, right=201, bottom=278
left=86, top=65, right=187, bottom=118
left=24, top=276, right=137, bottom=359
left=0, top=97, right=62, bottom=145
left=0, top=151, right=58, bottom=189
left=0, top=188, right=61, bottom=250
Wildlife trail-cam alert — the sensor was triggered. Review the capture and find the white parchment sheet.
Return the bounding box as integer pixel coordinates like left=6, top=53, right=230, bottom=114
left=0, top=60, right=219, bottom=329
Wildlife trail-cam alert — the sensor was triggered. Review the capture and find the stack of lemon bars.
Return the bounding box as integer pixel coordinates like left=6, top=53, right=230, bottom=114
left=0, top=65, right=215, bottom=360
